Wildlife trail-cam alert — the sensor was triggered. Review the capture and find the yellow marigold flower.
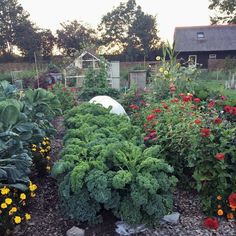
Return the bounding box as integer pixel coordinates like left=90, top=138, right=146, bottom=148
left=46, top=156, right=50, bottom=160
left=14, top=216, right=21, bottom=224
left=42, top=141, right=47, bottom=145
left=39, top=148, right=45, bottom=153
left=31, top=148, right=36, bottom=152
left=9, top=210, right=13, bottom=215
left=29, top=184, right=37, bottom=192
left=217, top=209, right=224, bottom=216
left=156, top=56, right=161, bottom=61
left=30, top=192, right=36, bottom=198
left=46, top=146, right=51, bottom=151
left=159, top=67, right=164, bottom=73
left=20, top=193, right=26, bottom=200
left=227, top=213, right=234, bottom=220
left=11, top=207, right=17, bottom=212
left=46, top=166, right=51, bottom=171
left=1, top=186, right=10, bottom=195
left=164, top=70, right=168, bottom=75
left=25, top=213, right=31, bottom=220
left=1, top=203, right=7, bottom=209
left=217, top=195, right=222, bottom=200
left=32, top=144, right=36, bottom=148
left=5, top=198, right=12, bottom=205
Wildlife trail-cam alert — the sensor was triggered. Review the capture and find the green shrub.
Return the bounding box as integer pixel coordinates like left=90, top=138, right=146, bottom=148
left=133, top=94, right=236, bottom=216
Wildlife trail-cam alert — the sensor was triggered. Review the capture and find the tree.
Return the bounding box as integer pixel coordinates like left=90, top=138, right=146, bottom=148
left=209, top=0, right=236, bottom=24
left=39, top=29, right=55, bottom=59
left=98, top=0, right=138, bottom=54
left=14, top=20, right=41, bottom=60
left=98, top=0, right=161, bottom=59
left=126, top=6, right=160, bottom=61
left=0, top=0, right=29, bottom=55
left=56, top=20, right=96, bottom=56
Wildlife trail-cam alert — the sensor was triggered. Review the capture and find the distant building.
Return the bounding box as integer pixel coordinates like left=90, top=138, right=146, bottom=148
left=64, top=51, right=120, bottom=89
left=174, top=25, right=236, bottom=69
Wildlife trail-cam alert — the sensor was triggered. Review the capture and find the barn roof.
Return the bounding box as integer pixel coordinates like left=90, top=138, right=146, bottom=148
left=174, top=25, right=236, bottom=52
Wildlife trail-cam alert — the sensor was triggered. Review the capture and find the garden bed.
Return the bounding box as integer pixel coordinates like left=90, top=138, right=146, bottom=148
left=13, top=116, right=236, bottom=236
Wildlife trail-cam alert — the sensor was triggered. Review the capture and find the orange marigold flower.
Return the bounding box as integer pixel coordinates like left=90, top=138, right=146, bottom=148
left=217, top=209, right=224, bottom=216
left=227, top=213, right=234, bottom=220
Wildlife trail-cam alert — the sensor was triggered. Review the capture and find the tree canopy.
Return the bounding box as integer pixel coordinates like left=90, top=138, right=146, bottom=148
left=0, top=0, right=55, bottom=60
left=209, top=0, right=236, bottom=24
left=0, top=0, right=29, bottom=55
left=56, top=20, right=97, bottom=56
left=98, top=0, right=161, bottom=59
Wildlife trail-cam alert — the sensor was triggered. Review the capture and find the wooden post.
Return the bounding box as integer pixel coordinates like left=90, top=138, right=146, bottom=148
left=34, top=52, right=39, bottom=88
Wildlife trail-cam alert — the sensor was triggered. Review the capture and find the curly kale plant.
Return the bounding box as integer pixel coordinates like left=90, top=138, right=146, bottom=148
left=53, top=103, right=177, bottom=226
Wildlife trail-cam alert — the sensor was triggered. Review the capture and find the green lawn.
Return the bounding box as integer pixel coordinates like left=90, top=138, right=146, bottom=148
left=198, top=79, right=236, bottom=100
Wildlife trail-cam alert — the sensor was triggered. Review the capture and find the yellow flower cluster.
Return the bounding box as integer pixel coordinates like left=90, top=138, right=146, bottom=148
left=0, top=185, right=33, bottom=227
left=31, top=137, right=51, bottom=172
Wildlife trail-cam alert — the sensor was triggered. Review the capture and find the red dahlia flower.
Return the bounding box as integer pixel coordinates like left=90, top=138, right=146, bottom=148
left=203, top=217, right=219, bottom=230
left=182, top=95, right=192, bottom=102
left=200, top=128, right=211, bottom=137
left=228, top=193, right=236, bottom=209
left=171, top=98, right=179, bottom=103
left=146, top=114, right=156, bottom=121
left=215, top=153, right=225, bottom=161
left=224, top=105, right=232, bottom=113
left=208, top=100, right=215, bottom=108
left=194, top=119, right=202, bottom=125
left=214, top=117, right=222, bottom=124
left=153, top=108, right=162, bottom=113
left=130, top=104, right=139, bottom=110
left=193, top=98, right=201, bottom=103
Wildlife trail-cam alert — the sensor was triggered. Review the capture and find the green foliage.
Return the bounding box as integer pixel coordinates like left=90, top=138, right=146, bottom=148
left=134, top=94, right=236, bottom=215
left=209, top=0, right=236, bottom=24
left=79, top=58, right=120, bottom=101
left=23, top=88, right=62, bottom=137
left=149, top=43, right=199, bottom=101
left=52, top=83, right=77, bottom=112
left=56, top=20, right=96, bottom=55
left=98, top=0, right=160, bottom=57
left=53, top=103, right=177, bottom=226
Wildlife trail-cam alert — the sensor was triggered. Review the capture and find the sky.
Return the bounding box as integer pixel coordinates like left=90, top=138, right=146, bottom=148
left=19, top=0, right=211, bottom=43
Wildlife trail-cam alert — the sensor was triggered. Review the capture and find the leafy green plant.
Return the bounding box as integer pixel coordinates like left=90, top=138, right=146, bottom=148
left=78, top=58, right=120, bottom=101
left=52, top=83, right=77, bottom=112
left=149, top=43, right=199, bottom=101
left=134, top=94, right=236, bottom=216
left=53, top=103, right=177, bottom=227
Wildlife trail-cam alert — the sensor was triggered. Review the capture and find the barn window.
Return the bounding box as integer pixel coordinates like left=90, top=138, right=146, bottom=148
left=188, top=55, right=197, bottom=66
left=197, top=32, right=205, bottom=40
left=209, top=54, right=216, bottom=59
